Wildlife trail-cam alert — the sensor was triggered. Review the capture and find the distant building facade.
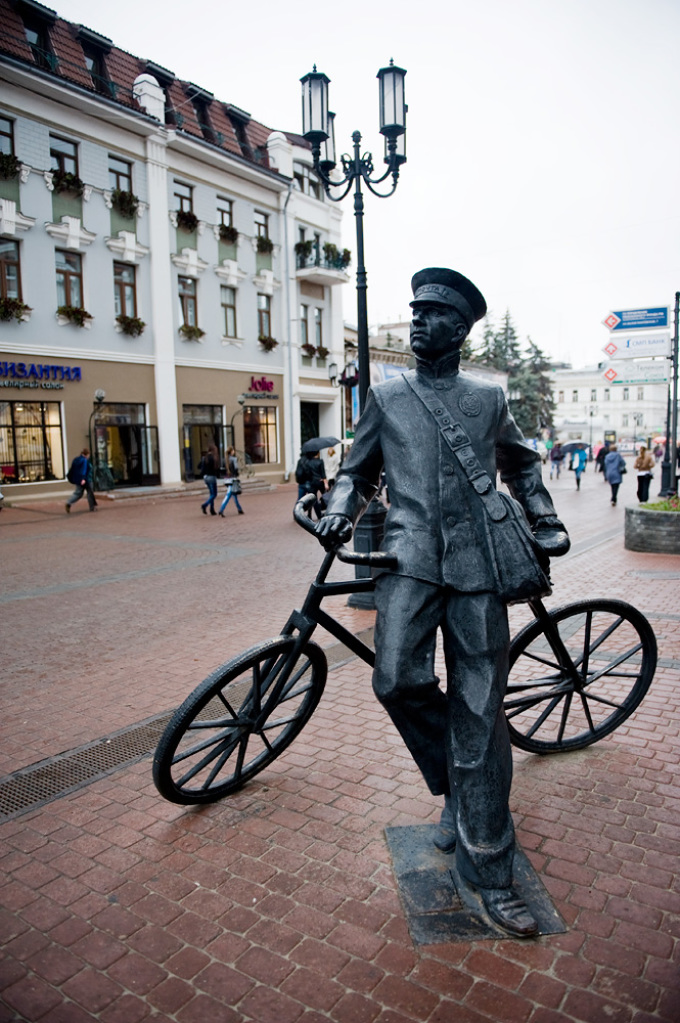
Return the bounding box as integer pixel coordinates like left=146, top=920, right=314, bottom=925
left=0, top=0, right=348, bottom=494
left=550, top=364, right=668, bottom=450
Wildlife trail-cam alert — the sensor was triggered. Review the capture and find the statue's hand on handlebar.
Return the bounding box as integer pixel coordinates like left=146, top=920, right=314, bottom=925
left=315, top=513, right=353, bottom=549
left=532, top=516, right=570, bottom=557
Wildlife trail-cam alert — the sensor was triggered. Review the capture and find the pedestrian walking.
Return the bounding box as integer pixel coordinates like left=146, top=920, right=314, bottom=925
left=634, top=445, right=655, bottom=503
left=604, top=444, right=627, bottom=506
left=296, top=450, right=327, bottom=519
left=595, top=444, right=607, bottom=476
left=65, top=448, right=97, bottom=512
left=571, top=447, right=587, bottom=490
left=323, top=447, right=341, bottom=489
left=200, top=443, right=219, bottom=515
left=218, top=446, right=244, bottom=516
left=549, top=442, right=564, bottom=480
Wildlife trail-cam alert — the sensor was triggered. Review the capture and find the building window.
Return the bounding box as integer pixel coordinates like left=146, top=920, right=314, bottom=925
left=300, top=304, right=309, bottom=346
left=113, top=263, right=137, bottom=317
left=604, top=388, right=610, bottom=401
left=637, top=387, right=644, bottom=401
left=622, top=414, right=629, bottom=427
left=83, top=48, right=112, bottom=95
left=590, top=388, right=597, bottom=401
left=571, top=389, right=578, bottom=403
left=221, top=285, right=237, bottom=337
left=254, top=210, right=269, bottom=240
left=558, top=390, right=564, bottom=403
left=178, top=276, right=197, bottom=326
left=314, top=308, right=323, bottom=347
left=623, top=387, right=629, bottom=401
left=109, top=155, right=132, bottom=192
left=293, top=161, right=321, bottom=199
left=244, top=405, right=278, bottom=464
left=0, top=240, right=21, bottom=300
left=257, top=293, right=271, bottom=337
left=217, top=197, right=233, bottom=228
left=0, top=116, right=14, bottom=155
left=173, top=180, right=193, bottom=213
left=50, top=136, right=78, bottom=176
left=22, top=18, right=55, bottom=71
left=56, top=250, right=82, bottom=307
left=0, top=401, right=64, bottom=484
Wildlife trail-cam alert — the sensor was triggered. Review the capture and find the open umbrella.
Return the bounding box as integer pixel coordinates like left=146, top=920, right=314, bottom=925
left=301, top=436, right=340, bottom=454
left=559, top=441, right=588, bottom=455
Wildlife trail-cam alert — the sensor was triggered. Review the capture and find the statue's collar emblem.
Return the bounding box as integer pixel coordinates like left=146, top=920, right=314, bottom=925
left=458, top=392, right=482, bottom=417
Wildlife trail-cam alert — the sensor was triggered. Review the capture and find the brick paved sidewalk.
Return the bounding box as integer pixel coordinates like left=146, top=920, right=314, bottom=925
left=1, top=471, right=678, bottom=1022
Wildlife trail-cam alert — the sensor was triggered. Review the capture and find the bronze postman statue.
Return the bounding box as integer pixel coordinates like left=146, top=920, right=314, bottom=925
left=316, top=268, right=570, bottom=937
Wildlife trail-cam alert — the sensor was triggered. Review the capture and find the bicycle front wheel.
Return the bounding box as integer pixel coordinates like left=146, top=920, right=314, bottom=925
left=505, top=599, right=657, bottom=754
left=153, top=636, right=327, bottom=804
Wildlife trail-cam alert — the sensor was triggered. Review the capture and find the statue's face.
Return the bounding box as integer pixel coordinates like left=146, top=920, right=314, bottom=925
left=410, top=303, right=467, bottom=360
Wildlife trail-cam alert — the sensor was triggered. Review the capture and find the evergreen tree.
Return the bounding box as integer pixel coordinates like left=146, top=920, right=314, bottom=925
left=508, top=339, right=555, bottom=438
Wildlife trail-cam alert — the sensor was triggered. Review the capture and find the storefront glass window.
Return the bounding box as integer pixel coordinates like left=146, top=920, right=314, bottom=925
left=0, top=401, right=64, bottom=483
left=244, top=405, right=278, bottom=464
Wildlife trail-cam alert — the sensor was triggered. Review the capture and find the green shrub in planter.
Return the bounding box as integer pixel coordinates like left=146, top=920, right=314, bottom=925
left=259, top=334, right=278, bottom=351
left=52, top=170, right=85, bottom=197
left=256, top=235, right=274, bottom=254
left=57, top=305, right=92, bottom=326
left=116, top=314, right=146, bottom=337
left=176, top=209, right=199, bottom=232
left=0, top=153, right=21, bottom=181
left=0, top=297, right=31, bottom=322
left=179, top=323, right=205, bottom=341
left=111, top=188, right=139, bottom=219
left=219, top=224, right=239, bottom=244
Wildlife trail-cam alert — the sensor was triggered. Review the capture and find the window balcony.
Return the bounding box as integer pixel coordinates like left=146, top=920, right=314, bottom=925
left=295, top=248, right=351, bottom=287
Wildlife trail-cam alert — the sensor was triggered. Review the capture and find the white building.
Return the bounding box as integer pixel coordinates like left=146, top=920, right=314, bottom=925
left=550, top=364, right=668, bottom=451
left=0, top=0, right=348, bottom=494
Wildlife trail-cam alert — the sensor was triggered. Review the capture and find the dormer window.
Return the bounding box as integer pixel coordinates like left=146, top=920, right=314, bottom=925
left=186, top=84, right=216, bottom=144
left=77, top=25, right=114, bottom=96
left=14, top=0, right=57, bottom=71
left=225, top=104, right=252, bottom=160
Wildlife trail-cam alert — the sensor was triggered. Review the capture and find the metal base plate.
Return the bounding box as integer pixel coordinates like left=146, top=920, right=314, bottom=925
left=385, top=824, right=566, bottom=944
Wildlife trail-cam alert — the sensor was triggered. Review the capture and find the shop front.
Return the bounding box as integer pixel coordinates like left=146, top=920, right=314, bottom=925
left=0, top=355, right=158, bottom=495
left=177, top=368, right=284, bottom=483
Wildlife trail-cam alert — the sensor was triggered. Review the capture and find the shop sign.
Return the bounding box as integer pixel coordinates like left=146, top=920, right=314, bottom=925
left=244, top=375, right=279, bottom=400
left=0, top=360, right=82, bottom=391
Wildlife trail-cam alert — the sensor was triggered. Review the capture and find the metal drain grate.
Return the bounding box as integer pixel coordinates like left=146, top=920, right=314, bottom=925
left=0, top=628, right=376, bottom=822
left=0, top=715, right=171, bottom=821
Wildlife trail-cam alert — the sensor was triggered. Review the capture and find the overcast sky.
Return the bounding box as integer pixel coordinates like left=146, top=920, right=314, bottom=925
left=53, top=0, right=680, bottom=370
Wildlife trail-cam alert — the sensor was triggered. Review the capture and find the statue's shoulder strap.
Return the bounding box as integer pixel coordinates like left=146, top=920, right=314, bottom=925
left=404, top=374, right=507, bottom=522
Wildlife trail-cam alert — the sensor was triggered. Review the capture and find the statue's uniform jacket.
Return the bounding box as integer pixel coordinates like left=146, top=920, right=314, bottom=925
left=327, top=357, right=557, bottom=587
left=326, top=355, right=562, bottom=890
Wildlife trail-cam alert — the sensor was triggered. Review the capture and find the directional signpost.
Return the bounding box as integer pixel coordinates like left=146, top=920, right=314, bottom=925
left=601, top=303, right=676, bottom=493
left=603, top=308, right=669, bottom=332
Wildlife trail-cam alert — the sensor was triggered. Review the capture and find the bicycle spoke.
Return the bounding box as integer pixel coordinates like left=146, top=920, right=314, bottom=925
left=175, top=732, right=241, bottom=786
left=584, top=642, right=643, bottom=686
left=517, top=649, right=564, bottom=671
left=556, top=691, right=573, bottom=744
left=173, top=726, right=239, bottom=763
left=571, top=616, right=626, bottom=671
left=580, top=611, right=592, bottom=681
left=579, top=692, right=596, bottom=733
left=579, top=691, right=626, bottom=711
left=525, top=693, right=566, bottom=738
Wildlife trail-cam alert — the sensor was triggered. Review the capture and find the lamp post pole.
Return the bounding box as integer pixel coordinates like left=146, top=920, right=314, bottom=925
left=300, top=61, right=407, bottom=608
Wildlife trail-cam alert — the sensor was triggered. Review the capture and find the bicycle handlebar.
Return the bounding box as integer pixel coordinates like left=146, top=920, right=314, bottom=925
left=294, top=496, right=398, bottom=570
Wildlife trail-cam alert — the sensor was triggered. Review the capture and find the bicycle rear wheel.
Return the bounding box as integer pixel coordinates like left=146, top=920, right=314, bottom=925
left=505, top=599, right=657, bottom=753
left=153, top=636, right=327, bottom=804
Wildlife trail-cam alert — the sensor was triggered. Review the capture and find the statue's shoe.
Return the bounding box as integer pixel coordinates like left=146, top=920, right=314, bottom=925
left=433, top=796, right=456, bottom=853
left=480, top=886, right=538, bottom=938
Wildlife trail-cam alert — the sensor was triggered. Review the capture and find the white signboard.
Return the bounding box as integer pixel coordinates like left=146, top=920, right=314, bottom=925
left=602, top=333, right=671, bottom=360
left=602, top=360, right=668, bottom=385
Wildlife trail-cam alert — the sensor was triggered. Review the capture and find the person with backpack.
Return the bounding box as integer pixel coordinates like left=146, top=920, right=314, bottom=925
left=65, top=448, right=97, bottom=513
left=295, top=450, right=326, bottom=519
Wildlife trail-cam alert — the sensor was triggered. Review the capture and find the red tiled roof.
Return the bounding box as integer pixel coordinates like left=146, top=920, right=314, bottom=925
left=0, top=0, right=279, bottom=170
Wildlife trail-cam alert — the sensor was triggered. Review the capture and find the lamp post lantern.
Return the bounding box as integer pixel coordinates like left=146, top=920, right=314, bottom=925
left=300, top=60, right=407, bottom=607
left=588, top=403, right=598, bottom=461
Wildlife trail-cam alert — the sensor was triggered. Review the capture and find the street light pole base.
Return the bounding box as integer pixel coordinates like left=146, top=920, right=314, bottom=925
left=347, top=496, right=387, bottom=611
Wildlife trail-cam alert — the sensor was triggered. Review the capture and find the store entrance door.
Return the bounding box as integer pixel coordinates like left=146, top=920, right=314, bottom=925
left=93, top=424, right=160, bottom=487
left=300, top=402, right=319, bottom=448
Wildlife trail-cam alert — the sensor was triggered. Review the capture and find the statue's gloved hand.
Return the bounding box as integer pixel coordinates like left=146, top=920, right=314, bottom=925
left=532, top=516, right=570, bottom=557
left=315, top=513, right=353, bottom=549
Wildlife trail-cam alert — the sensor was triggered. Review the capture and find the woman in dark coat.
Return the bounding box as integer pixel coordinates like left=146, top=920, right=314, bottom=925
left=604, top=444, right=626, bottom=506
left=200, top=444, right=219, bottom=515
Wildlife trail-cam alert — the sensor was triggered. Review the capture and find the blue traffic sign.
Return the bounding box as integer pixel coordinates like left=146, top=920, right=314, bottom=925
left=603, top=307, right=669, bottom=331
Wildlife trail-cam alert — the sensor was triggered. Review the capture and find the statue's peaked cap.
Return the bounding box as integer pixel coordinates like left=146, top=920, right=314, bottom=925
left=410, top=268, right=487, bottom=329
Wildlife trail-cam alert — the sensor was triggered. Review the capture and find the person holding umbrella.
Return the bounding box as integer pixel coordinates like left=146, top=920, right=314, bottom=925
left=296, top=436, right=338, bottom=519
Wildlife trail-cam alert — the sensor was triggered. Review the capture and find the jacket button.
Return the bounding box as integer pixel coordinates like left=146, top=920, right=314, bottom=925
left=466, top=458, right=475, bottom=466
left=443, top=465, right=454, bottom=475
left=447, top=516, right=457, bottom=526
left=434, top=382, right=446, bottom=390
left=455, top=435, right=464, bottom=442
left=435, top=408, right=443, bottom=414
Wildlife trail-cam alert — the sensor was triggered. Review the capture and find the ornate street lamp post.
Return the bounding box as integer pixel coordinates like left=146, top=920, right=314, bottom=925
left=300, top=60, right=407, bottom=607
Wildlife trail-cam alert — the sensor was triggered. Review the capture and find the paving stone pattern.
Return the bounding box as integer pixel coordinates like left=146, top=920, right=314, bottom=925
left=0, top=466, right=678, bottom=1022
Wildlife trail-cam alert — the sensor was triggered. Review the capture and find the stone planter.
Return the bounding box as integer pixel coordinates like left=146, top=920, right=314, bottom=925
left=625, top=506, right=680, bottom=554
